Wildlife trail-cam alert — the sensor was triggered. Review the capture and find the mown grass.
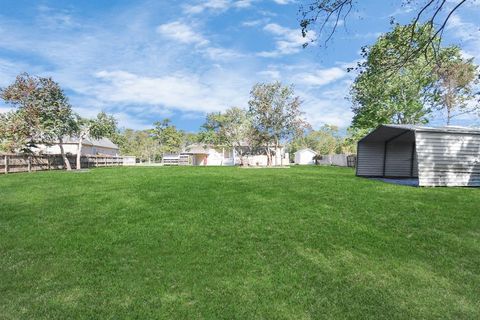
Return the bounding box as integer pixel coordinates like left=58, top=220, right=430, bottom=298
left=1, top=166, right=479, bottom=319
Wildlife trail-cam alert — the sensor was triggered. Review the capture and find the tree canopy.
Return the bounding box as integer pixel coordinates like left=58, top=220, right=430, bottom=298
left=152, top=119, right=184, bottom=154
left=0, top=73, right=77, bottom=152
left=432, top=48, right=479, bottom=124
left=248, top=82, right=310, bottom=165
left=349, top=23, right=478, bottom=135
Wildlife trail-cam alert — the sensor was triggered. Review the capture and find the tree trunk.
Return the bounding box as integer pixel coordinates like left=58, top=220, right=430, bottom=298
left=274, top=141, right=279, bottom=166
left=447, top=108, right=451, bottom=126
left=59, top=137, right=71, bottom=171
left=76, top=136, right=83, bottom=170
left=266, top=145, right=272, bottom=166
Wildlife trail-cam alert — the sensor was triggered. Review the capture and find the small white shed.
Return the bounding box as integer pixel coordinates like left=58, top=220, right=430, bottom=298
left=294, top=148, right=317, bottom=165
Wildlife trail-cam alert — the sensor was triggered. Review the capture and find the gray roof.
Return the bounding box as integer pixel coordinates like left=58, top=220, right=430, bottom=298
left=360, top=124, right=480, bottom=143
left=62, top=136, right=119, bottom=149
left=384, top=124, right=480, bottom=134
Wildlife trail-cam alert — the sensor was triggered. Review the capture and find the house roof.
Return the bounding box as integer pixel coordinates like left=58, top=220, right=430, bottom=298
left=360, top=124, right=480, bottom=143
left=294, top=148, right=317, bottom=155
left=183, top=144, right=211, bottom=154
left=62, top=136, right=119, bottom=149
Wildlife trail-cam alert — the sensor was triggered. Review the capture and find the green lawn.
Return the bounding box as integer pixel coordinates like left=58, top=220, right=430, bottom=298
left=1, top=166, right=479, bottom=319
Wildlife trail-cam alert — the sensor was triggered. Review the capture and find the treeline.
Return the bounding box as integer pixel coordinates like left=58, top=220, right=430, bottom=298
left=115, top=82, right=311, bottom=165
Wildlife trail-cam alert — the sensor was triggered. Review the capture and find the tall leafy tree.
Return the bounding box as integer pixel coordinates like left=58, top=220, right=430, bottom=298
left=75, top=112, right=117, bottom=170
left=116, top=129, right=162, bottom=163
left=350, top=23, right=442, bottom=133
left=199, top=107, right=252, bottom=165
left=0, top=73, right=77, bottom=170
left=248, top=82, right=310, bottom=166
left=152, top=119, right=184, bottom=154
left=433, top=48, right=479, bottom=125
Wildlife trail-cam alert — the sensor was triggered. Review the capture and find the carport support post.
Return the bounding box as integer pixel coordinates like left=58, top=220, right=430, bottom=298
left=382, top=141, right=388, bottom=177
left=410, top=142, right=416, bottom=177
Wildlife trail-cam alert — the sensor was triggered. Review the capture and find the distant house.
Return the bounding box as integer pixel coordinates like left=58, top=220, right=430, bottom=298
left=182, top=144, right=236, bottom=166
left=164, top=143, right=289, bottom=166
left=36, top=137, right=119, bottom=156
left=356, top=124, right=480, bottom=187
left=294, top=148, right=317, bottom=165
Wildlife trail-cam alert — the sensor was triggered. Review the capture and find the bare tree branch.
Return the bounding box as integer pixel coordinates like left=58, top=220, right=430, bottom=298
left=299, top=0, right=470, bottom=67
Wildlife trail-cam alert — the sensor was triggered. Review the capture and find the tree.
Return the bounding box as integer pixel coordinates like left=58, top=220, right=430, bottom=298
left=433, top=48, right=479, bottom=125
left=248, top=82, right=310, bottom=166
left=75, top=112, right=117, bottom=170
left=349, top=23, right=442, bottom=133
left=152, top=119, right=184, bottom=155
left=299, top=0, right=470, bottom=69
left=288, top=124, right=355, bottom=160
left=0, top=110, right=34, bottom=153
left=199, top=107, right=252, bottom=165
left=0, top=73, right=77, bottom=170
left=116, top=129, right=162, bottom=163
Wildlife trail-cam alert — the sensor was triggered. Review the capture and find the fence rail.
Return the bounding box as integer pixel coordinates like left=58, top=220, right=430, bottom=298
left=1, top=154, right=129, bottom=174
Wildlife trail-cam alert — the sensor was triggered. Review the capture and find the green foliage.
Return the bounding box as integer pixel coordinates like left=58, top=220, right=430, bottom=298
left=248, top=82, right=310, bottom=165
left=0, top=73, right=76, bottom=152
left=152, top=119, right=185, bottom=154
left=116, top=129, right=162, bottom=162
left=0, top=110, right=34, bottom=152
left=350, top=23, right=440, bottom=132
left=76, top=112, right=117, bottom=141
left=289, top=125, right=356, bottom=158
left=433, top=47, right=479, bottom=124
left=199, top=107, right=252, bottom=161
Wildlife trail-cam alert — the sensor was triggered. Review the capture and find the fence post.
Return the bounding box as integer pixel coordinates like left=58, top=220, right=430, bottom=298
left=4, top=155, right=8, bottom=174
left=27, top=156, right=32, bottom=172
left=47, top=156, right=51, bottom=170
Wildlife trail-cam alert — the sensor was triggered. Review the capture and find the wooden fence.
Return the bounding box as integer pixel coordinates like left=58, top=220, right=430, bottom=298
left=0, top=154, right=126, bottom=174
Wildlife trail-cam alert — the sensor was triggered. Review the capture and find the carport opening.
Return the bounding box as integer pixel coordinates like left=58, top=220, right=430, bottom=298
left=357, top=126, right=419, bottom=182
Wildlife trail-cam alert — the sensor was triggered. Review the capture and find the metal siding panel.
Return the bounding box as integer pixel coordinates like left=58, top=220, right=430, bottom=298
left=416, top=132, right=480, bottom=186
left=356, top=142, right=385, bottom=176
left=385, top=141, right=413, bottom=177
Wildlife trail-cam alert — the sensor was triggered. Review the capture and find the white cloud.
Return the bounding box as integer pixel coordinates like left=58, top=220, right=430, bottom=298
left=258, top=23, right=313, bottom=57
left=202, top=47, right=245, bottom=60
left=255, top=63, right=355, bottom=128
left=93, top=70, right=251, bottom=114
left=242, top=19, right=264, bottom=27
left=156, top=21, right=209, bottom=46
left=183, top=0, right=252, bottom=14
left=155, top=21, right=245, bottom=60
left=446, top=14, right=480, bottom=63
left=293, top=67, right=347, bottom=87
left=272, top=0, right=293, bottom=4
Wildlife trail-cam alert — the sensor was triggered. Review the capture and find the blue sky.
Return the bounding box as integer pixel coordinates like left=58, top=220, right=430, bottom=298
left=1, top=0, right=479, bottom=132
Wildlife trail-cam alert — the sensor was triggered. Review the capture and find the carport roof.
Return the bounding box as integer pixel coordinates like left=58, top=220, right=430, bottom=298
left=359, top=124, right=480, bottom=143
